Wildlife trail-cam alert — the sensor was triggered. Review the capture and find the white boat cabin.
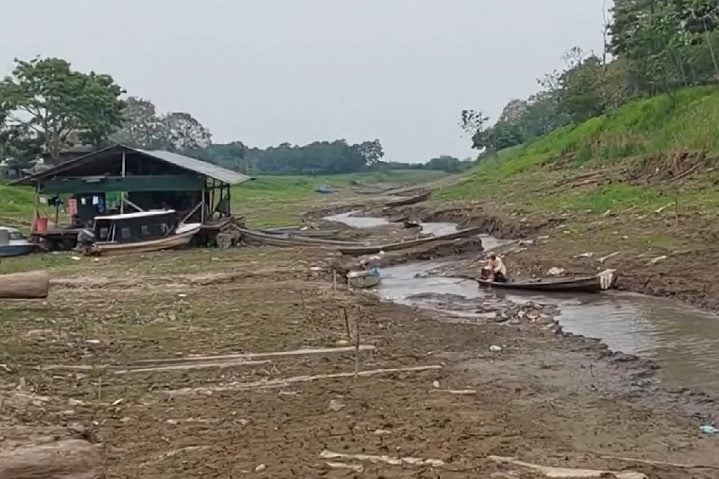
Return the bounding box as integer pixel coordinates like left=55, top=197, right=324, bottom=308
left=93, top=210, right=179, bottom=244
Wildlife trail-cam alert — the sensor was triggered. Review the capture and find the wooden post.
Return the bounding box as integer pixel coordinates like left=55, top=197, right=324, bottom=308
left=342, top=307, right=351, bottom=340
left=227, top=184, right=232, bottom=217
left=200, top=182, right=206, bottom=223
left=32, top=184, right=40, bottom=232
left=120, top=150, right=126, bottom=214
left=333, top=269, right=338, bottom=290
left=354, top=309, right=361, bottom=377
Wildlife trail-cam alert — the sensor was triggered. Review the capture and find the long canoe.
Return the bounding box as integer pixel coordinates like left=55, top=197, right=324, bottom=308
left=259, top=228, right=342, bottom=239
left=477, top=270, right=617, bottom=293
left=339, top=226, right=482, bottom=256
left=238, top=228, right=360, bottom=248
left=384, top=191, right=432, bottom=208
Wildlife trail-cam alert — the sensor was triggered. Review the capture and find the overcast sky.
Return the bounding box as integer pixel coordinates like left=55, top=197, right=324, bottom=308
left=1, top=0, right=607, bottom=163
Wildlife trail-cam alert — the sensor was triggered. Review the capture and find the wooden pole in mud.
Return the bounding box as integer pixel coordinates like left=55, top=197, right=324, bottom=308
left=354, top=308, right=361, bottom=377
left=342, top=307, right=351, bottom=340
left=333, top=269, right=338, bottom=290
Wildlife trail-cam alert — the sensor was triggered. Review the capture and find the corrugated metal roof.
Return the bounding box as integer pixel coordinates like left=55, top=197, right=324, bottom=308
left=10, top=145, right=251, bottom=186
left=136, top=149, right=250, bottom=185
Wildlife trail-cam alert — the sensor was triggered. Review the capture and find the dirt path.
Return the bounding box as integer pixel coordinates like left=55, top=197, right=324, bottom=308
left=0, top=244, right=718, bottom=477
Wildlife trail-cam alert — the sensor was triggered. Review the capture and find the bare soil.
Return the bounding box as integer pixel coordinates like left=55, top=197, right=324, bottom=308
left=1, top=242, right=719, bottom=478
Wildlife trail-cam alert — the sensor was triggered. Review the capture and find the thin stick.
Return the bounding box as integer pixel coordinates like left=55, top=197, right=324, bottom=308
left=342, top=307, right=352, bottom=340
left=300, top=290, right=306, bottom=318
left=166, top=365, right=443, bottom=396
left=600, top=455, right=719, bottom=471
left=354, top=308, right=361, bottom=376
left=333, top=269, right=337, bottom=290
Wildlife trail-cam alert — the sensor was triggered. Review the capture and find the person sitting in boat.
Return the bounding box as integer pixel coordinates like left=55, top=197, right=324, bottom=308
left=482, top=252, right=507, bottom=282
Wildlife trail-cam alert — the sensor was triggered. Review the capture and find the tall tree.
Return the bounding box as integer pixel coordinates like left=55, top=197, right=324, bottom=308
left=158, top=112, right=212, bottom=152
left=355, top=139, right=384, bottom=165
left=0, top=57, right=125, bottom=160
left=111, top=97, right=163, bottom=149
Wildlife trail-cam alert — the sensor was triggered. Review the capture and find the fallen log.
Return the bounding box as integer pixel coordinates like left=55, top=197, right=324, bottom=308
left=0, top=439, right=101, bottom=479
left=0, top=270, right=50, bottom=299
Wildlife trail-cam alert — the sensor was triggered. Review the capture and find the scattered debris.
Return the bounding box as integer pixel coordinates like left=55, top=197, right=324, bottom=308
left=547, top=267, right=566, bottom=276
left=489, top=455, right=646, bottom=479
left=700, top=424, right=718, bottom=435
left=431, top=389, right=477, bottom=396
left=489, top=345, right=503, bottom=353
left=328, top=399, right=345, bottom=412
left=648, top=255, right=668, bottom=265
left=575, top=252, right=594, bottom=259
left=255, top=464, right=267, bottom=472
left=374, top=429, right=392, bottom=435
left=432, top=380, right=440, bottom=388
left=326, top=461, right=364, bottom=472
left=320, top=450, right=445, bottom=468
left=598, top=251, right=621, bottom=263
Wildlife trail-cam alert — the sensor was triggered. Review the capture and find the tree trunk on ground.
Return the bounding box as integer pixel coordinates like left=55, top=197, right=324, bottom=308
left=0, top=271, right=50, bottom=299
left=0, top=439, right=101, bottom=479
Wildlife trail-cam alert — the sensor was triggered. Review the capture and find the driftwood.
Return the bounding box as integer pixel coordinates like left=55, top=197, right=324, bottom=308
left=321, top=450, right=444, bottom=467
left=43, top=346, right=378, bottom=372
left=0, top=439, right=101, bottom=479
left=600, top=455, right=719, bottom=471
left=489, top=456, right=646, bottom=479
left=166, top=365, right=443, bottom=396
left=0, top=270, right=50, bottom=299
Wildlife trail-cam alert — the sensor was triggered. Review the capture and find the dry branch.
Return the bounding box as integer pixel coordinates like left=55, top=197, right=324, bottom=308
left=166, top=365, right=443, bottom=396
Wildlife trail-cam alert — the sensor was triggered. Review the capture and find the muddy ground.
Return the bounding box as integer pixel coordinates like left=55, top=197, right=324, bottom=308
left=1, top=235, right=719, bottom=478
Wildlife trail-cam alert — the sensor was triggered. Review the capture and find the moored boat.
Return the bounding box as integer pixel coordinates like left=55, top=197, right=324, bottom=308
left=79, top=210, right=200, bottom=256
left=339, top=226, right=482, bottom=256
left=0, top=226, right=35, bottom=257
left=477, top=270, right=617, bottom=293
left=347, top=269, right=381, bottom=288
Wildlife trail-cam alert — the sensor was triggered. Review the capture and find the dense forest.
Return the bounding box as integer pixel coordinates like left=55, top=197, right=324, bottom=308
left=0, top=61, right=464, bottom=177
left=461, top=0, right=719, bottom=154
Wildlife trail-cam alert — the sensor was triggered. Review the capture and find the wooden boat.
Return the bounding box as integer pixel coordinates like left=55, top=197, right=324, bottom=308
left=238, top=227, right=360, bottom=248
left=260, top=228, right=341, bottom=239
left=81, top=210, right=200, bottom=256
left=0, top=226, right=35, bottom=257
left=339, top=226, right=482, bottom=256
left=347, top=269, right=381, bottom=288
left=384, top=191, right=432, bottom=208
left=477, top=270, right=617, bottom=293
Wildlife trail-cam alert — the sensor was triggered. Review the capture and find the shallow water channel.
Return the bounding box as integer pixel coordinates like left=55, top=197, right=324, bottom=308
left=327, top=212, right=719, bottom=395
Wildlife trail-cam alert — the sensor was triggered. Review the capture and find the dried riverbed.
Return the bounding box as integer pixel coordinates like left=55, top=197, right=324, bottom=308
left=0, top=209, right=718, bottom=477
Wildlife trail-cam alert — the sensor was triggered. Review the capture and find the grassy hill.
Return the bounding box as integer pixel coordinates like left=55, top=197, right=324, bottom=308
left=439, top=86, right=719, bottom=218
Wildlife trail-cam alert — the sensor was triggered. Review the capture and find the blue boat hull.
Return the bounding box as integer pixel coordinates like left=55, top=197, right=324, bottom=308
left=0, top=245, right=35, bottom=257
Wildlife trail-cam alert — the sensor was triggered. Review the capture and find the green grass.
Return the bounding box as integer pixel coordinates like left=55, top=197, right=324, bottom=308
left=0, top=184, right=35, bottom=226
left=438, top=86, right=719, bottom=217
left=232, top=170, right=448, bottom=227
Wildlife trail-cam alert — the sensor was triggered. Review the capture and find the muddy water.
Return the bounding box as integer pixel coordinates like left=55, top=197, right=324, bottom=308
left=326, top=212, right=462, bottom=238
left=377, top=260, right=719, bottom=396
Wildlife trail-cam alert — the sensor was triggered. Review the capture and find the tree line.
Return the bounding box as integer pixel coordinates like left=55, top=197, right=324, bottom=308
left=460, top=0, right=719, bottom=154
left=0, top=56, right=465, bottom=177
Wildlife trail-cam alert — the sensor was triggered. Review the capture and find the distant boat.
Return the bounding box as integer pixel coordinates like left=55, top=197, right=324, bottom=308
left=0, top=226, right=35, bottom=257
left=79, top=210, right=200, bottom=256
left=315, top=185, right=334, bottom=194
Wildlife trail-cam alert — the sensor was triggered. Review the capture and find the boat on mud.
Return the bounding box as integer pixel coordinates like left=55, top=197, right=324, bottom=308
left=0, top=226, right=35, bottom=257
left=347, top=269, right=381, bottom=288
left=259, top=227, right=342, bottom=239
left=477, top=270, right=617, bottom=293
left=384, top=191, right=432, bottom=208
left=79, top=210, right=201, bottom=256
left=238, top=227, right=360, bottom=248
left=339, top=226, right=482, bottom=256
